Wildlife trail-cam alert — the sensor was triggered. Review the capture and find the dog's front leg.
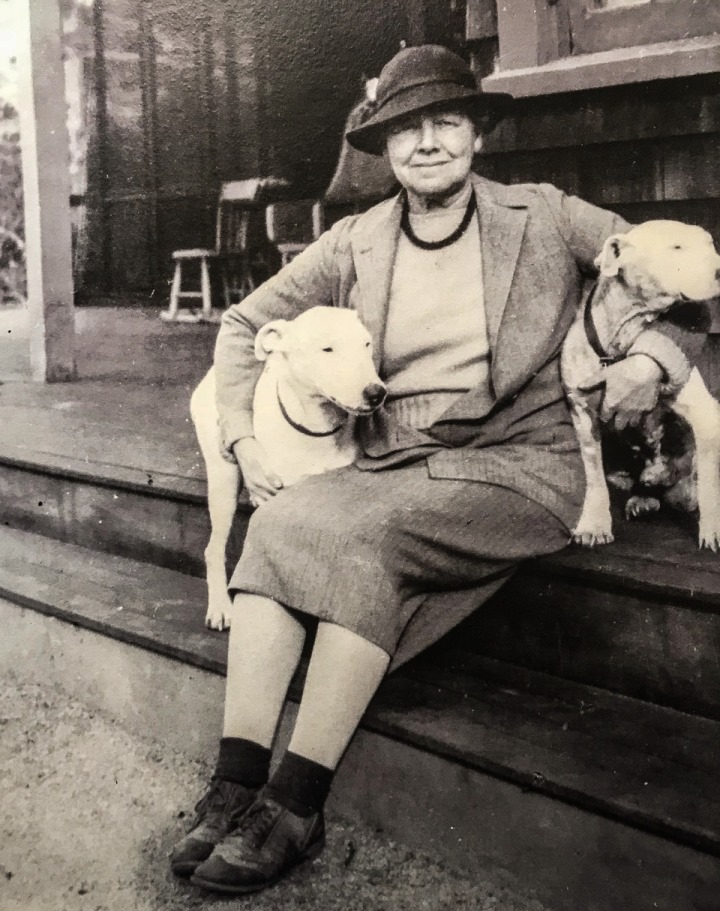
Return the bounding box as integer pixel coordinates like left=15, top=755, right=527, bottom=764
left=203, top=456, right=240, bottom=629
left=672, top=367, right=720, bottom=551
left=568, top=392, right=615, bottom=546
left=191, top=370, right=239, bottom=630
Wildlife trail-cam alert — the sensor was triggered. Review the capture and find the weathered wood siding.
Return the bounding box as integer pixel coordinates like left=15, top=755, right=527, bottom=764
left=468, top=16, right=720, bottom=245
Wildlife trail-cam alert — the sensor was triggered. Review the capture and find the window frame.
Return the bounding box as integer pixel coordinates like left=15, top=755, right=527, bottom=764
left=569, top=0, right=720, bottom=55
left=477, top=0, right=720, bottom=97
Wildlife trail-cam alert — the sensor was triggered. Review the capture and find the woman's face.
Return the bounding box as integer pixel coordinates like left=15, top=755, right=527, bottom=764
left=384, top=108, right=481, bottom=204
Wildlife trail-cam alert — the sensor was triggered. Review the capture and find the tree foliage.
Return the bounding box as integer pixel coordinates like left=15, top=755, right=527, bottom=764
left=0, top=100, right=24, bottom=304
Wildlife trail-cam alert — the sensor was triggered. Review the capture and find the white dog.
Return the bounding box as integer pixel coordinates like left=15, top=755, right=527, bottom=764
left=191, top=306, right=386, bottom=630
left=561, top=220, right=720, bottom=549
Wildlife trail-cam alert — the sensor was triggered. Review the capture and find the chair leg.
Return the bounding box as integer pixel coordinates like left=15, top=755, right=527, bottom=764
left=200, top=256, right=212, bottom=319
left=221, top=267, right=232, bottom=309
left=238, top=254, right=255, bottom=301
left=164, top=260, right=182, bottom=320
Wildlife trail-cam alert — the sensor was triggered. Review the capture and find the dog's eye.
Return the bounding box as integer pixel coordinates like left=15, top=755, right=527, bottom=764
left=673, top=245, right=683, bottom=250
left=365, top=342, right=371, bottom=348
left=322, top=347, right=333, bottom=353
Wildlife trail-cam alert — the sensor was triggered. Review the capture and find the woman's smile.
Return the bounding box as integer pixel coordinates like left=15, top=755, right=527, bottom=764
left=385, top=109, right=481, bottom=209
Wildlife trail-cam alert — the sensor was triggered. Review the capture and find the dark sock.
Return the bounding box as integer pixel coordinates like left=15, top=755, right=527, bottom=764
left=265, top=751, right=334, bottom=817
left=214, top=737, right=271, bottom=789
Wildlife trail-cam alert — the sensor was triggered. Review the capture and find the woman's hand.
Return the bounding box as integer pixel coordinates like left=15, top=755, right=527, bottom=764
left=232, top=437, right=284, bottom=507
left=578, top=354, right=663, bottom=431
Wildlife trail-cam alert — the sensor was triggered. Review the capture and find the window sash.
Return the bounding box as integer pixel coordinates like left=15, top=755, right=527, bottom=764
left=568, top=0, right=720, bottom=55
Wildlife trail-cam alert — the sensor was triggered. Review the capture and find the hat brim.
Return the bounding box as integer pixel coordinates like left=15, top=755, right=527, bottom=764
left=346, top=83, right=512, bottom=156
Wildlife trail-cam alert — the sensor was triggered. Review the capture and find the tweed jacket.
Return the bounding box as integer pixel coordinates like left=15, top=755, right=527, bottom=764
left=214, top=174, right=694, bottom=529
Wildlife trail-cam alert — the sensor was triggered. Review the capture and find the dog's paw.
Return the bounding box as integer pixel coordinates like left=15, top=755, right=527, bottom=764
left=573, top=528, right=615, bottom=547
left=625, top=495, right=661, bottom=520
left=698, top=525, right=720, bottom=552
left=572, top=513, right=614, bottom=547
left=205, top=606, right=232, bottom=631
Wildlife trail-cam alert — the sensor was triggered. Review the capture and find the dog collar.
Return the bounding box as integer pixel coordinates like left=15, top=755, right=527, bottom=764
left=276, top=385, right=347, bottom=438
left=583, top=283, right=622, bottom=366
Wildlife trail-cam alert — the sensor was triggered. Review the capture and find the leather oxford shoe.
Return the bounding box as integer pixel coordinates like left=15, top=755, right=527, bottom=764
left=169, top=778, right=257, bottom=877
left=190, top=795, right=325, bottom=894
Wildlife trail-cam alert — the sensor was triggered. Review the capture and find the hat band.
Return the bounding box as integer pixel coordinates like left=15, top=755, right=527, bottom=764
left=374, top=77, right=477, bottom=117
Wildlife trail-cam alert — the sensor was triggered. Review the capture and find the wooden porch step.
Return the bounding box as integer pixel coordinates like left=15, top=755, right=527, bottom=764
left=0, top=524, right=718, bottom=861
left=1, top=447, right=719, bottom=718
left=0, top=440, right=232, bottom=578
left=459, top=510, right=720, bottom=721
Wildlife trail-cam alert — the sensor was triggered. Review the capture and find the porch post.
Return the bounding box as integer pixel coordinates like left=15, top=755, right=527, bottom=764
left=17, top=0, right=76, bottom=381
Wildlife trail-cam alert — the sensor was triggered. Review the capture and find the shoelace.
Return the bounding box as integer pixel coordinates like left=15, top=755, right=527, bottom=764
left=227, top=791, right=254, bottom=828
left=193, top=780, right=226, bottom=818
left=234, top=800, right=282, bottom=849
left=194, top=780, right=256, bottom=833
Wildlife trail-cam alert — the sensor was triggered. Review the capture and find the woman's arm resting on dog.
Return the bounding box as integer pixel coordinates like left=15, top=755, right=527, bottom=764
left=627, top=301, right=711, bottom=387
left=232, top=437, right=283, bottom=505
left=607, top=303, right=710, bottom=424
left=578, top=356, right=663, bottom=431
left=541, top=184, right=705, bottom=389
left=213, top=217, right=351, bottom=459
left=538, top=183, right=630, bottom=276
left=577, top=301, right=711, bottom=430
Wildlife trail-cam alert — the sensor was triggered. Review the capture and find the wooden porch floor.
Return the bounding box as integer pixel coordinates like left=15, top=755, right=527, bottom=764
left=0, top=305, right=215, bottom=491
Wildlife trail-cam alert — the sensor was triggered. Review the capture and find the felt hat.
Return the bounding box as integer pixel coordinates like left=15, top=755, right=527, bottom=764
left=346, top=44, right=512, bottom=156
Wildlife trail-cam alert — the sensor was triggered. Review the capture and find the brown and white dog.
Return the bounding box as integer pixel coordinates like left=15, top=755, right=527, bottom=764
left=561, top=220, right=720, bottom=549
left=191, top=306, right=386, bottom=630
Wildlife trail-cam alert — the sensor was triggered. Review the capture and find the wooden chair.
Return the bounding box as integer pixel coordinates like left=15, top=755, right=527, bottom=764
left=161, top=179, right=287, bottom=323
left=265, top=199, right=324, bottom=268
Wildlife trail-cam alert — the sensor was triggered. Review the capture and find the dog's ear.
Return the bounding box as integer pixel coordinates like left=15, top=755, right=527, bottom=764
left=595, top=234, right=632, bottom=277
left=254, top=320, right=288, bottom=361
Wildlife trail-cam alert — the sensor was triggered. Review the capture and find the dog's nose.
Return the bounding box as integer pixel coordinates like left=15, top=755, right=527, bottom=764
left=363, top=383, right=387, bottom=408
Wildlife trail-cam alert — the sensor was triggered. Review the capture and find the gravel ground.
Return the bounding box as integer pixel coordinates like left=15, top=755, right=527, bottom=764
left=0, top=675, right=552, bottom=911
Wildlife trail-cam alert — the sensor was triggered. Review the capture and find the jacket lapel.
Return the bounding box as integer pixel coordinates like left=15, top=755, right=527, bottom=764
left=349, top=194, right=402, bottom=370
left=474, top=175, right=528, bottom=359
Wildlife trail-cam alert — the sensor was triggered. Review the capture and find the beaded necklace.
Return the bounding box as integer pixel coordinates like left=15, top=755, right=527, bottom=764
left=400, top=191, right=477, bottom=251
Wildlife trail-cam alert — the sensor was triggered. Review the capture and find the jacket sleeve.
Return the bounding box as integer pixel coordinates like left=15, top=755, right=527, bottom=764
left=538, top=183, right=705, bottom=384
left=627, top=303, right=710, bottom=389
left=213, top=217, right=349, bottom=458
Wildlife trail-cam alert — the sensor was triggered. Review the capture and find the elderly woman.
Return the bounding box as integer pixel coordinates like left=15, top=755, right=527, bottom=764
left=171, top=45, right=699, bottom=894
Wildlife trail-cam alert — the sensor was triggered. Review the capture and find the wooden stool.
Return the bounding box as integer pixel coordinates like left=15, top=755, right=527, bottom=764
left=161, top=178, right=289, bottom=323
left=162, top=248, right=224, bottom=323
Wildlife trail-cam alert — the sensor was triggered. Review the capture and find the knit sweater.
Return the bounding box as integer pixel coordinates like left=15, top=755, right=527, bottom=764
left=383, top=200, right=489, bottom=430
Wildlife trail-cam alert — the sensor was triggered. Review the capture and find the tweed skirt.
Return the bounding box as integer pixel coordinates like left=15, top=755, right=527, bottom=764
left=228, top=460, right=570, bottom=670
